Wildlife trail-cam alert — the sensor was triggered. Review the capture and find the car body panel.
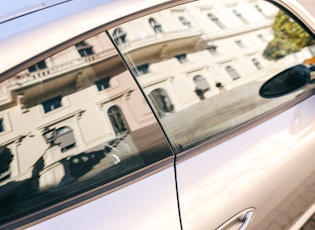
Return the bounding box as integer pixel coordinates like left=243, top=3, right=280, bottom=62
left=275, top=0, right=315, bottom=27
left=26, top=167, right=181, bottom=230
left=176, top=95, right=315, bottom=229
left=0, top=0, right=314, bottom=229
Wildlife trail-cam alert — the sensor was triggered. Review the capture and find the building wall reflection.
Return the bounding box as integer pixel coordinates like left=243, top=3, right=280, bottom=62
left=0, top=34, right=156, bottom=187
left=0, top=0, right=314, bottom=188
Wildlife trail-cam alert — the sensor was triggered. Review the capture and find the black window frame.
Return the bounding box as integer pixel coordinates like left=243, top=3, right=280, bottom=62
left=95, top=77, right=111, bottom=91
left=42, top=95, right=62, bottom=113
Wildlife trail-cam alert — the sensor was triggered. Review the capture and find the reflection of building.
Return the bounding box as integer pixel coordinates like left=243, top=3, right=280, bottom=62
left=0, top=33, right=155, bottom=186
left=111, top=0, right=313, bottom=114
left=0, top=0, right=313, bottom=186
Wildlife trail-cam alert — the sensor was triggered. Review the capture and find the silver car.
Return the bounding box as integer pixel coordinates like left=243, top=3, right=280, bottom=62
left=0, top=0, right=314, bottom=229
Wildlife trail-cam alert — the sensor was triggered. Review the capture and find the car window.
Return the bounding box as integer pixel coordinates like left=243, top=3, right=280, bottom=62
left=109, top=0, right=315, bottom=153
left=0, top=33, right=173, bottom=225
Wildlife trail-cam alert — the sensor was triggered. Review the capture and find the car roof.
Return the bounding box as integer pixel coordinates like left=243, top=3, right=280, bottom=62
left=0, top=0, right=313, bottom=77
left=0, top=0, right=172, bottom=37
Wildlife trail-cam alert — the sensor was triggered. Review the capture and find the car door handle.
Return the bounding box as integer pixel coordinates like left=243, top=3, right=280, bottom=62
left=216, top=208, right=255, bottom=230
left=239, top=211, right=254, bottom=230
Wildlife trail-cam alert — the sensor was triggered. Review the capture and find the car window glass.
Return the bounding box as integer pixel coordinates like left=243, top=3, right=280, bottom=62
left=0, top=33, right=172, bottom=225
left=110, top=0, right=315, bottom=152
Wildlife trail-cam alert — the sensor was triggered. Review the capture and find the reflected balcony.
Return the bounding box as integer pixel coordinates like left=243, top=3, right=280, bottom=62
left=117, top=28, right=203, bottom=64
left=0, top=48, right=120, bottom=107
left=9, top=48, right=118, bottom=90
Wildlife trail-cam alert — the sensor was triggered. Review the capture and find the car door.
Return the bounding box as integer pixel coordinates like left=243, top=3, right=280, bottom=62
left=110, top=0, right=315, bottom=229
left=0, top=26, right=181, bottom=229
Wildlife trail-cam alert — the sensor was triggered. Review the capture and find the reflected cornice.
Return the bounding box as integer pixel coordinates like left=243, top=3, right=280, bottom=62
left=118, top=29, right=203, bottom=64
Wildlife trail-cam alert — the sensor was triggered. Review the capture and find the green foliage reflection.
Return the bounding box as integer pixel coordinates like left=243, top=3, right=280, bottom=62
left=263, top=11, right=315, bottom=60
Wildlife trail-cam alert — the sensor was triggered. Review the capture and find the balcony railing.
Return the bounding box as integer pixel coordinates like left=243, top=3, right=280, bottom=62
left=7, top=48, right=117, bottom=88
left=118, top=28, right=203, bottom=52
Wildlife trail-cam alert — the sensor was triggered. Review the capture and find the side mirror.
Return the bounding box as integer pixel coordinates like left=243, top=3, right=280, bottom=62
left=259, top=64, right=311, bottom=98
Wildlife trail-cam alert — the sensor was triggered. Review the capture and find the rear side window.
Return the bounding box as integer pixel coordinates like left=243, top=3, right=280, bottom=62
left=110, top=0, right=315, bottom=152
left=0, top=33, right=172, bottom=225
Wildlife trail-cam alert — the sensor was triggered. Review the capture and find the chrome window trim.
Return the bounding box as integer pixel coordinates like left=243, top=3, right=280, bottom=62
left=272, top=0, right=315, bottom=33
left=0, top=0, right=73, bottom=24
left=268, top=0, right=315, bottom=36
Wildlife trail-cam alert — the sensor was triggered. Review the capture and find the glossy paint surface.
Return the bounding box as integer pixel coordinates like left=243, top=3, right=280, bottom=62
left=26, top=167, right=181, bottom=230
left=176, top=96, right=315, bottom=229
left=0, top=0, right=314, bottom=229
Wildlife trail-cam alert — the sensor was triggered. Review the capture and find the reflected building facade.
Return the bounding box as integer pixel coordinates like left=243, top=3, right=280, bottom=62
left=0, top=34, right=157, bottom=186
left=111, top=0, right=314, bottom=150
left=111, top=0, right=312, bottom=115
left=0, top=0, right=314, bottom=188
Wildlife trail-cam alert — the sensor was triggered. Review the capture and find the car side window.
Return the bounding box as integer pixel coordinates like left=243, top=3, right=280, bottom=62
left=0, top=33, right=173, bottom=225
left=110, top=0, right=315, bottom=152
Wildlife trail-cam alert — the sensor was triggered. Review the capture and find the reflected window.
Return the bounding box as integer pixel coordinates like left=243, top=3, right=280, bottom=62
left=96, top=78, right=110, bottom=91
left=112, top=27, right=127, bottom=44
left=149, top=17, right=163, bottom=33
left=28, top=60, right=47, bottom=72
left=208, top=13, right=225, bottom=29
left=207, top=45, right=218, bottom=55
left=235, top=40, right=246, bottom=48
left=179, top=16, right=192, bottom=28
left=0, top=147, right=12, bottom=182
left=233, top=9, right=248, bottom=24
left=135, top=63, right=150, bottom=76
left=149, top=88, right=174, bottom=116
left=0, top=29, right=173, bottom=227
left=252, top=58, right=262, bottom=70
left=112, top=0, right=314, bottom=154
left=254, top=4, right=268, bottom=18
left=108, top=106, right=128, bottom=135
left=55, top=126, right=76, bottom=152
left=0, top=119, right=3, bottom=132
left=42, top=96, right=62, bottom=113
left=75, top=41, right=94, bottom=57
left=194, top=75, right=210, bottom=91
left=226, top=66, right=241, bottom=80
left=258, top=34, right=267, bottom=42
left=175, top=53, right=188, bottom=63
left=255, top=5, right=262, bottom=12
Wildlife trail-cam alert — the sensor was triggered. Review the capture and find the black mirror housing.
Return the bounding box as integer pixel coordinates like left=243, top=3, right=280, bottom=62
left=259, top=64, right=310, bottom=98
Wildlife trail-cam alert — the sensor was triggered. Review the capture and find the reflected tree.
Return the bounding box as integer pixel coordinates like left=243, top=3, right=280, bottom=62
left=263, top=11, right=315, bottom=60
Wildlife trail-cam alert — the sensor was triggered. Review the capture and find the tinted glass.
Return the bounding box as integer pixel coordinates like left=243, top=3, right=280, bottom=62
left=0, top=33, right=172, bottom=225
left=110, top=0, right=315, bottom=152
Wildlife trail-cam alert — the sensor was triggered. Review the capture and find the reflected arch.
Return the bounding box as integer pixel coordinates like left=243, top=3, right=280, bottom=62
left=107, top=105, right=129, bottom=135
left=149, top=88, right=174, bottom=116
